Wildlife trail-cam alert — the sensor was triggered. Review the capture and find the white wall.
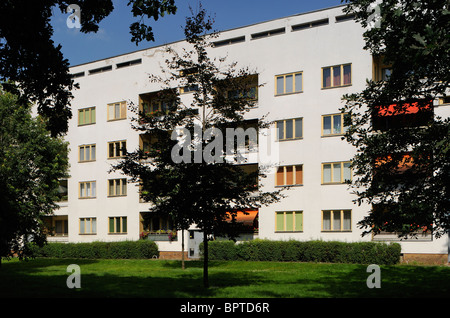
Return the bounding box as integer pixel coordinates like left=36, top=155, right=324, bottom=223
left=60, top=5, right=448, bottom=255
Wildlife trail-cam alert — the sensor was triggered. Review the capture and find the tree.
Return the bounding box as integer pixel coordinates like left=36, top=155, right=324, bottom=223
left=341, top=0, right=450, bottom=239
left=0, top=88, right=69, bottom=265
left=0, top=0, right=177, bottom=137
left=113, top=6, right=283, bottom=287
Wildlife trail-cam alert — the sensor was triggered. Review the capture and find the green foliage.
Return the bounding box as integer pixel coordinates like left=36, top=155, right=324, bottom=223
left=202, top=239, right=401, bottom=265
left=0, top=90, right=69, bottom=261
left=30, top=240, right=159, bottom=259
left=0, top=0, right=177, bottom=136
left=341, top=0, right=450, bottom=238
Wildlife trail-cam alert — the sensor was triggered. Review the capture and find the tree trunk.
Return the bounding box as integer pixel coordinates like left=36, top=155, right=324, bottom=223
left=181, top=229, right=185, bottom=270
left=203, top=231, right=209, bottom=288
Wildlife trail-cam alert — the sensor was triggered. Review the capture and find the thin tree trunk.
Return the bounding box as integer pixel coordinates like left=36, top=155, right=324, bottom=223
left=181, top=229, right=185, bottom=270
left=203, top=231, right=209, bottom=288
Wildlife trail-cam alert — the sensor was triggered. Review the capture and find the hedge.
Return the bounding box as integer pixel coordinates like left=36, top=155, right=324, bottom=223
left=201, top=239, right=401, bottom=265
left=30, top=240, right=159, bottom=259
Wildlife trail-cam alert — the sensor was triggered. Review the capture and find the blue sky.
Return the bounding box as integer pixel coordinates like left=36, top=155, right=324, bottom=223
left=51, top=0, right=344, bottom=67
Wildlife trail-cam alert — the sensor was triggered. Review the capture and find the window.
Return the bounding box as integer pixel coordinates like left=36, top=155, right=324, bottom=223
left=43, top=216, right=68, bottom=236
left=79, top=217, right=97, bottom=234
left=439, top=96, right=450, bottom=105
left=275, top=72, right=303, bottom=95
left=213, top=36, right=245, bottom=47
left=335, top=13, right=356, bottom=22
left=322, top=162, right=352, bottom=184
left=79, top=181, right=96, bottom=199
left=292, top=18, right=329, bottom=31
left=277, top=118, right=302, bottom=140
left=108, top=140, right=126, bottom=159
left=116, top=59, right=142, bottom=69
left=107, top=101, right=127, bottom=121
left=275, top=211, right=303, bottom=232
left=78, top=107, right=96, bottom=126
left=276, top=165, right=303, bottom=186
left=79, top=144, right=96, bottom=162
left=88, top=65, right=112, bottom=75
left=251, top=27, right=285, bottom=40
left=180, top=84, right=199, bottom=94
left=373, top=55, right=392, bottom=82
left=322, top=64, right=351, bottom=88
left=57, top=179, right=68, bottom=202
left=108, top=178, right=127, bottom=197
left=322, top=113, right=349, bottom=136
left=71, top=72, right=85, bottom=79
left=322, top=210, right=352, bottom=231
left=142, top=100, right=173, bottom=115
left=179, top=67, right=199, bottom=94
left=381, top=68, right=392, bottom=81
left=109, top=216, right=127, bottom=234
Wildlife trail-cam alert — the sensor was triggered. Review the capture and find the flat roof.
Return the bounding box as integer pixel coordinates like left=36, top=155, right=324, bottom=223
left=69, top=4, right=347, bottom=69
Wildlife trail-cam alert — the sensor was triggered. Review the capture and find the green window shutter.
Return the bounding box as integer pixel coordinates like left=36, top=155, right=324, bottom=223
left=295, top=212, right=303, bottom=231
left=109, top=217, right=114, bottom=233
left=276, top=212, right=284, bottom=231
left=122, top=217, right=127, bottom=233
left=91, top=107, right=96, bottom=123
left=78, top=109, right=84, bottom=125
left=285, top=212, right=293, bottom=231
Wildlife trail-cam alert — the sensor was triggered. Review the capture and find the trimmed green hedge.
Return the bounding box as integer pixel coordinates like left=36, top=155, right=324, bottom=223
left=201, top=239, right=401, bottom=265
left=31, top=240, right=159, bottom=259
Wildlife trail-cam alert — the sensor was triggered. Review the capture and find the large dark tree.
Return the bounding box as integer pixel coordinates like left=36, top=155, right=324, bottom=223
left=341, top=0, right=450, bottom=239
left=0, top=0, right=177, bottom=136
left=113, top=7, right=283, bottom=288
left=0, top=88, right=69, bottom=265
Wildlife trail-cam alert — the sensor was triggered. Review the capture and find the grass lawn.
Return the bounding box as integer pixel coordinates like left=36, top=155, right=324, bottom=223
left=0, top=258, right=449, bottom=298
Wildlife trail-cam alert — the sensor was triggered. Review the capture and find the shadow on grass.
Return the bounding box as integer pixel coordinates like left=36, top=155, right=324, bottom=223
left=1, top=258, right=449, bottom=298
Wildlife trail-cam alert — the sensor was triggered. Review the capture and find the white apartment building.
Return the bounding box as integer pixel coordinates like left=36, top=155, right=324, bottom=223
left=47, top=5, right=449, bottom=263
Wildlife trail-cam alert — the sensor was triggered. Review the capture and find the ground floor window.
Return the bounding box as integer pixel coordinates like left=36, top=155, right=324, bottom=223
left=109, top=216, right=127, bottom=234
left=79, top=217, right=97, bottom=234
left=322, top=210, right=351, bottom=232
left=43, top=216, right=68, bottom=236
left=275, top=211, right=303, bottom=232
left=140, top=212, right=177, bottom=241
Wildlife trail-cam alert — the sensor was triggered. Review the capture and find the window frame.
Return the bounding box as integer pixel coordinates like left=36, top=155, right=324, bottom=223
left=107, top=101, right=127, bottom=121
left=321, top=161, right=352, bottom=184
left=275, top=211, right=303, bottom=232
left=321, top=113, right=349, bottom=136
left=109, top=216, right=127, bottom=234
left=321, top=210, right=352, bottom=232
left=275, top=165, right=303, bottom=187
left=277, top=118, right=303, bottom=141
left=78, top=107, right=96, bottom=126
left=78, top=144, right=96, bottom=162
left=321, top=63, right=352, bottom=89
left=107, top=140, right=127, bottom=159
left=79, top=217, right=97, bottom=234
left=275, top=71, right=303, bottom=95
left=108, top=178, right=127, bottom=197
left=79, top=181, right=96, bottom=199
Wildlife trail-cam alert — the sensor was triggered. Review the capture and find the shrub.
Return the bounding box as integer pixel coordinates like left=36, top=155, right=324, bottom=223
left=201, top=239, right=401, bottom=265
left=31, top=240, right=159, bottom=259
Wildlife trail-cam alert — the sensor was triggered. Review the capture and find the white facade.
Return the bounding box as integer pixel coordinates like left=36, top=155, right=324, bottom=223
left=51, top=5, right=449, bottom=260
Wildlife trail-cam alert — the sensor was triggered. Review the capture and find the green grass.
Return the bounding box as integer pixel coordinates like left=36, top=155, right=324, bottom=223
left=0, top=258, right=449, bottom=298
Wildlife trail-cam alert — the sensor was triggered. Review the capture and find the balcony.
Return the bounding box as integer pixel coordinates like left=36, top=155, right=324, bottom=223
left=372, top=99, right=433, bottom=131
